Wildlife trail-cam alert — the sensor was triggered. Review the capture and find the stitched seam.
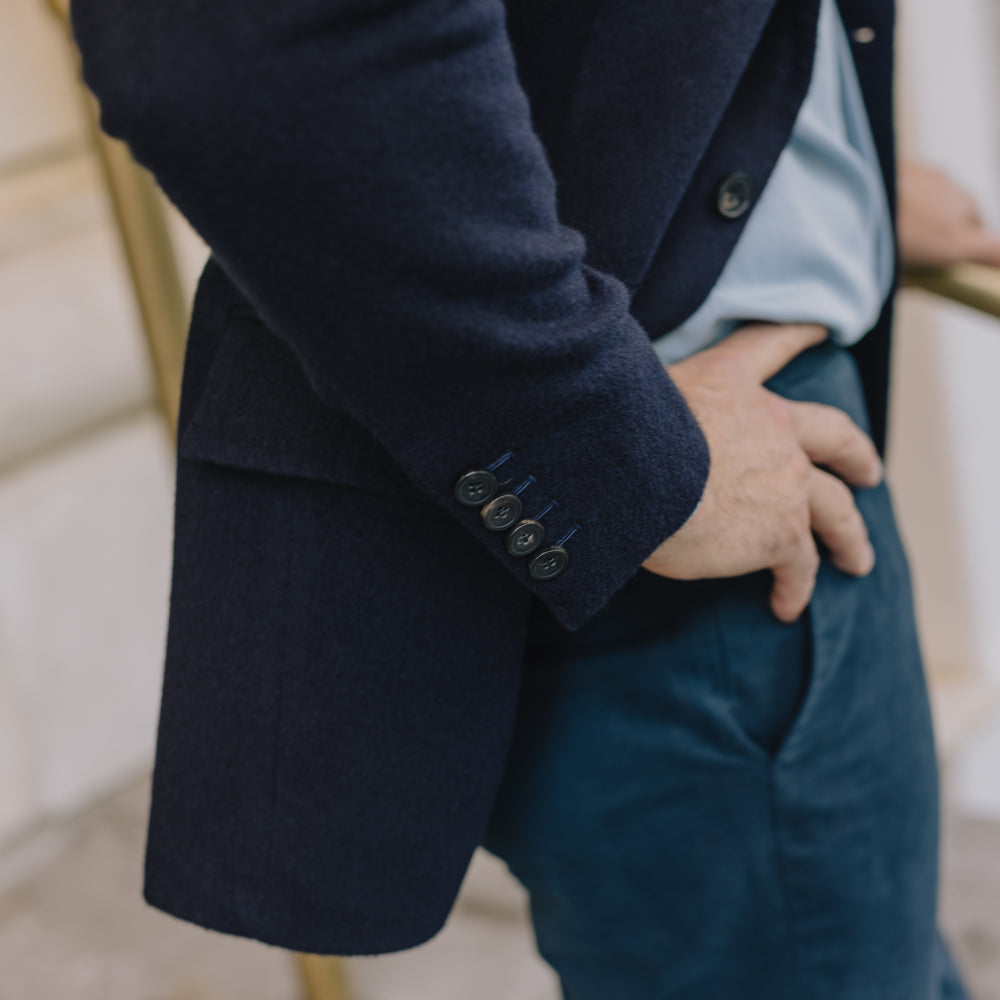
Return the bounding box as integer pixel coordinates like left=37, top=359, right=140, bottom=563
left=261, top=637, right=290, bottom=885
left=767, top=770, right=805, bottom=1000
left=705, top=594, right=737, bottom=707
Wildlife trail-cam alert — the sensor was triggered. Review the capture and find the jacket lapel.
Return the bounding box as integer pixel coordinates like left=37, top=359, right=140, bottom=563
left=556, top=0, right=780, bottom=286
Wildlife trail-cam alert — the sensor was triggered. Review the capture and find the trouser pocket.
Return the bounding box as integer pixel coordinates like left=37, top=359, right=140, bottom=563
left=708, top=568, right=815, bottom=761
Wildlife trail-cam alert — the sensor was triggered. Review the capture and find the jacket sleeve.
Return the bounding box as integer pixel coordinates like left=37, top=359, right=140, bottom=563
left=70, top=0, right=710, bottom=631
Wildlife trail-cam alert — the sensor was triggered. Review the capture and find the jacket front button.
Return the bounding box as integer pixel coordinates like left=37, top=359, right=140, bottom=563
left=716, top=172, right=754, bottom=220
left=481, top=493, right=523, bottom=531
left=529, top=545, right=569, bottom=580
left=506, top=519, right=545, bottom=557
left=454, top=470, right=498, bottom=507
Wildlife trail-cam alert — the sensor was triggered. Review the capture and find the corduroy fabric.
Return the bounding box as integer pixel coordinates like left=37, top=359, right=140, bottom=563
left=483, top=342, right=950, bottom=999
left=69, top=0, right=899, bottom=955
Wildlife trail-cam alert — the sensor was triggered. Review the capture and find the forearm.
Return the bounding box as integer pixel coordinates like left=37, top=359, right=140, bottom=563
left=71, top=0, right=710, bottom=628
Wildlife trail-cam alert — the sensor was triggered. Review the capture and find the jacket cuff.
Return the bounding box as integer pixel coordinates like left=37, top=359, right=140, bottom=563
left=441, top=337, right=710, bottom=631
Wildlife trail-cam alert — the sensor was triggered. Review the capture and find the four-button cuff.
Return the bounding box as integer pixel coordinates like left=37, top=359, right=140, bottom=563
left=454, top=466, right=573, bottom=581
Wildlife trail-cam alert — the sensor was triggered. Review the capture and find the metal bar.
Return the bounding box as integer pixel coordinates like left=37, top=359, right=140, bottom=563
left=905, top=263, right=1000, bottom=321
left=44, top=0, right=187, bottom=435
left=43, top=4, right=358, bottom=997
left=86, top=121, right=189, bottom=435
left=294, top=954, right=357, bottom=1000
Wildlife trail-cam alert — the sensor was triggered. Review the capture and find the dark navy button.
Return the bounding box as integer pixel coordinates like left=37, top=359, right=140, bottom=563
left=506, top=519, right=545, bottom=557
left=529, top=545, right=569, bottom=580
left=481, top=494, right=523, bottom=531
left=454, top=470, right=498, bottom=507
left=716, top=172, right=754, bottom=220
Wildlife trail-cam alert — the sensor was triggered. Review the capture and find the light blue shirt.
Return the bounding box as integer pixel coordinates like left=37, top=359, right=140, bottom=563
left=652, top=0, right=895, bottom=365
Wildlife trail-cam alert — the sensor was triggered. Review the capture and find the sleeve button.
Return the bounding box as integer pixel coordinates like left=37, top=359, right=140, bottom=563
left=454, top=470, right=498, bottom=507
left=506, top=520, right=545, bottom=557
left=529, top=545, right=569, bottom=580
left=481, top=494, right=523, bottom=531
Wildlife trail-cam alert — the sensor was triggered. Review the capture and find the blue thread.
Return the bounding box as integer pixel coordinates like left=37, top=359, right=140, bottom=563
left=512, top=476, right=536, bottom=495
left=487, top=452, right=513, bottom=472
left=531, top=500, right=558, bottom=521
left=555, top=524, right=580, bottom=546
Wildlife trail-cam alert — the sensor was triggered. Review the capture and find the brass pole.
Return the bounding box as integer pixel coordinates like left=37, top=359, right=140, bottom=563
left=46, top=0, right=187, bottom=436
left=87, top=125, right=188, bottom=434
left=905, top=262, right=1000, bottom=320
left=294, top=953, right=356, bottom=1000
left=39, top=5, right=999, bottom=999
left=43, top=3, right=356, bottom=997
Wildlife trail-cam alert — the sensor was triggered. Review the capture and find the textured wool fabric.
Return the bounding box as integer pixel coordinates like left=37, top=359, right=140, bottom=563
left=483, top=343, right=953, bottom=999
left=72, top=0, right=715, bottom=631
left=70, top=0, right=900, bottom=955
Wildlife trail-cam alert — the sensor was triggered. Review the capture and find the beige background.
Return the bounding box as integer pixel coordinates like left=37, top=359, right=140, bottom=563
left=0, top=0, right=998, bottom=995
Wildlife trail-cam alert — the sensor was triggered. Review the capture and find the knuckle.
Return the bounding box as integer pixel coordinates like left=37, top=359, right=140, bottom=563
left=829, top=476, right=857, bottom=512
left=810, top=563, right=821, bottom=585
left=766, top=529, right=790, bottom=559
left=796, top=505, right=813, bottom=536
left=767, top=394, right=796, bottom=429
left=782, top=507, right=811, bottom=550
left=787, top=450, right=812, bottom=484
left=832, top=509, right=864, bottom=544
left=829, top=410, right=862, bottom=456
left=803, top=544, right=821, bottom=578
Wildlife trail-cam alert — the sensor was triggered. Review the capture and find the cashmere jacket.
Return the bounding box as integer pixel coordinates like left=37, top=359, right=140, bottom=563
left=70, top=0, right=898, bottom=954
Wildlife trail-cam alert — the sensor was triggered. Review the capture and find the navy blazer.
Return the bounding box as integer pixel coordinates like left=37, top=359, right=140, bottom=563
left=71, top=0, right=897, bottom=954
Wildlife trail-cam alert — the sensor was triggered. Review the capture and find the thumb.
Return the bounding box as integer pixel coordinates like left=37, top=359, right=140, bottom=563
left=710, top=322, right=829, bottom=384
left=960, top=228, right=1000, bottom=269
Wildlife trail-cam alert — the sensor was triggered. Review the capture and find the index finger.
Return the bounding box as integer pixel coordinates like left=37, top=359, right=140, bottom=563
left=788, top=400, right=883, bottom=488
left=711, top=323, right=829, bottom=383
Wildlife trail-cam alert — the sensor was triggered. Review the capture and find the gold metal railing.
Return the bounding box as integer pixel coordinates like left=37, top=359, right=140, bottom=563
left=88, top=131, right=189, bottom=433
left=41, top=3, right=355, bottom=999
left=906, top=262, right=1000, bottom=320
left=36, top=1, right=1000, bottom=995
left=45, top=0, right=187, bottom=435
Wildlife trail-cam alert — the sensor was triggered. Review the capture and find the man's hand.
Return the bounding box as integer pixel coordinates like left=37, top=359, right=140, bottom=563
left=643, top=323, right=884, bottom=623
left=898, top=161, right=1000, bottom=270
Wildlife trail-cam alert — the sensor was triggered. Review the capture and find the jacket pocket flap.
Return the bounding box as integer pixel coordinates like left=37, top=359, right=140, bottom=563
left=178, top=316, right=430, bottom=502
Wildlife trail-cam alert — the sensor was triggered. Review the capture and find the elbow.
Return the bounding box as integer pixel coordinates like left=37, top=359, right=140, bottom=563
left=69, top=0, right=233, bottom=146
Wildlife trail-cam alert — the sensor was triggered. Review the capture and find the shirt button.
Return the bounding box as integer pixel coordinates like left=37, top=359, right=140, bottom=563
left=529, top=546, right=570, bottom=581
left=506, top=520, right=545, bottom=557
left=481, top=493, right=523, bottom=531
left=454, top=470, right=498, bottom=507
left=716, top=172, right=755, bottom=220
left=852, top=26, right=876, bottom=44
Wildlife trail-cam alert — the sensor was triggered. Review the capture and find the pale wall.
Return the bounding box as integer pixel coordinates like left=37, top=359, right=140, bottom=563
left=893, top=0, right=1000, bottom=816
left=0, top=0, right=192, bottom=848
left=892, top=0, right=1000, bottom=685
left=0, top=0, right=998, bottom=847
